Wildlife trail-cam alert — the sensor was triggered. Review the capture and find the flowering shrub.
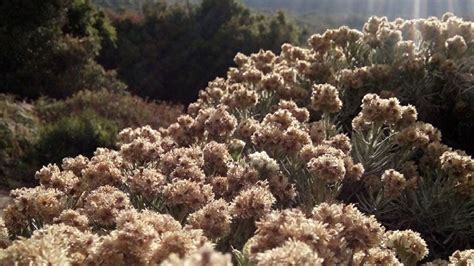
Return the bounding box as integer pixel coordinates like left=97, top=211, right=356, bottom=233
left=1, top=14, right=474, bottom=265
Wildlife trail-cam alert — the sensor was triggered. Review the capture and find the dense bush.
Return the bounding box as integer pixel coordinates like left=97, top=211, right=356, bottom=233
left=0, top=0, right=126, bottom=99
left=35, top=111, right=118, bottom=166
left=35, top=89, right=183, bottom=129
left=98, top=0, right=301, bottom=103
left=302, top=13, right=474, bottom=154
left=0, top=95, right=39, bottom=187
left=0, top=92, right=182, bottom=188
left=1, top=14, right=473, bottom=265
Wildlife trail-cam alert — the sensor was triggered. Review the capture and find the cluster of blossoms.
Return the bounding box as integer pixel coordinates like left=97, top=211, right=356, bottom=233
left=247, top=203, right=427, bottom=265
left=1, top=13, right=474, bottom=265
left=440, top=151, right=474, bottom=195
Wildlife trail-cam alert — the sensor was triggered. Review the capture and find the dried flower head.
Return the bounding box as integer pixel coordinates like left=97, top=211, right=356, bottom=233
left=385, top=230, right=429, bottom=263
left=203, top=141, right=231, bottom=175
left=204, top=106, right=238, bottom=141
left=161, top=245, right=232, bottom=266
left=255, top=240, right=324, bottom=266
left=62, top=155, right=90, bottom=176
left=127, top=167, right=166, bottom=200
left=89, top=217, right=159, bottom=265
left=32, top=224, right=98, bottom=264
left=343, top=157, right=365, bottom=181
left=312, top=203, right=385, bottom=252
left=311, top=83, right=343, bottom=113
left=235, top=118, right=260, bottom=141
left=3, top=187, right=66, bottom=234
left=449, top=249, right=474, bottom=266
left=252, top=109, right=310, bottom=156
left=83, top=185, right=132, bottom=227
left=1, top=224, right=97, bottom=265
left=120, top=136, right=163, bottom=163
left=230, top=182, right=276, bottom=220
left=186, top=199, right=232, bottom=240
left=0, top=232, right=71, bottom=265
left=160, top=147, right=204, bottom=176
left=248, top=208, right=330, bottom=259
left=151, top=229, right=210, bottom=264
left=354, top=93, right=404, bottom=128
left=325, top=134, right=352, bottom=155
left=307, top=154, right=346, bottom=183
left=117, top=125, right=161, bottom=145
left=227, top=138, right=246, bottom=157
left=248, top=151, right=280, bottom=175
left=167, top=114, right=198, bottom=146
left=352, top=247, right=401, bottom=265
left=162, top=180, right=214, bottom=211
left=116, top=209, right=182, bottom=235
left=53, top=209, right=90, bottom=231
left=278, top=100, right=310, bottom=123
left=35, top=164, right=79, bottom=193
left=440, top=151, right=474, bottom=195
left=267, top=174, right=297, bottom=203
left=446, top=35, right=468, bottom=57
left=81, top=150, right=124, bottom=190
left=381, top=169, right=407, bottom=198
left=221, top=83, right=259, bottom=109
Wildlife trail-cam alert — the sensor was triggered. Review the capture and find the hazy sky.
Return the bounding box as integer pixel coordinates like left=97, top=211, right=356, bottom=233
left=242, top=0, right=474, bottom=19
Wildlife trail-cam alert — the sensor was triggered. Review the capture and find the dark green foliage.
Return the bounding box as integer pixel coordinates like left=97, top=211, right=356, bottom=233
left=98, top=0, right=301, bottom=103
left=35, top=111, right=118, bottom=166
left=0, top=0, right=125, bottom=99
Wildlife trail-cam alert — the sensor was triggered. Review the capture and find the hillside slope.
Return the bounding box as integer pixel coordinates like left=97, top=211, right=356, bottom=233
left=93, top=0, right=474, bottom=19
left=243, top=0, right=474, bottom=19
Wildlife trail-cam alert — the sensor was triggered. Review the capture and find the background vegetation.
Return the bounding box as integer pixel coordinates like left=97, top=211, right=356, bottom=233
left=0, top=92, right=182, bottom=188
left=0, top=0, right=125, bottom=99
left=98, top=0, right=301, bottom=103
left=0, top=0, right=473, bottom=188
left=0, top=0, right=302, bottom=187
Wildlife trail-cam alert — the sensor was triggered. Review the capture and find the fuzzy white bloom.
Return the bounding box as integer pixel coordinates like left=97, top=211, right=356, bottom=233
left=248, top=151, right=280, bottom=173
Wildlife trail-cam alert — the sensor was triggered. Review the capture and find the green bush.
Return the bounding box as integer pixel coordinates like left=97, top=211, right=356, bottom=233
left=0, top=0, right=126, bottom=99
left=35, top=89, right=183, bottom=129
left=0, top=95, right=39, bottom=187
left=98, top=0, right=301, bottom=103
left=35, top=111, right=118, bottom=166
left=0, top=90, right=182, bottom=188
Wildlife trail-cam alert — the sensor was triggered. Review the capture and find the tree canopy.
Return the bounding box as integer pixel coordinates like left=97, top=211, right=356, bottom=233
left=0, top=0, right=125, bottom=99
left=98, top=0, right=301, bottom=103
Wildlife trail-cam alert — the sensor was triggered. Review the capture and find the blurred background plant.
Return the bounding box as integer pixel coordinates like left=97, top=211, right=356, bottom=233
left=0, top=95, right=39, bottom=188
left=0, top=0, right=126, bottom=99
left=0, top=92, right=182, bottom=188
left=35, top=89, right=182, bottom=129
left=35, top=111, right=118, bottom=166
left=98, top=0, right=301, bottom=103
